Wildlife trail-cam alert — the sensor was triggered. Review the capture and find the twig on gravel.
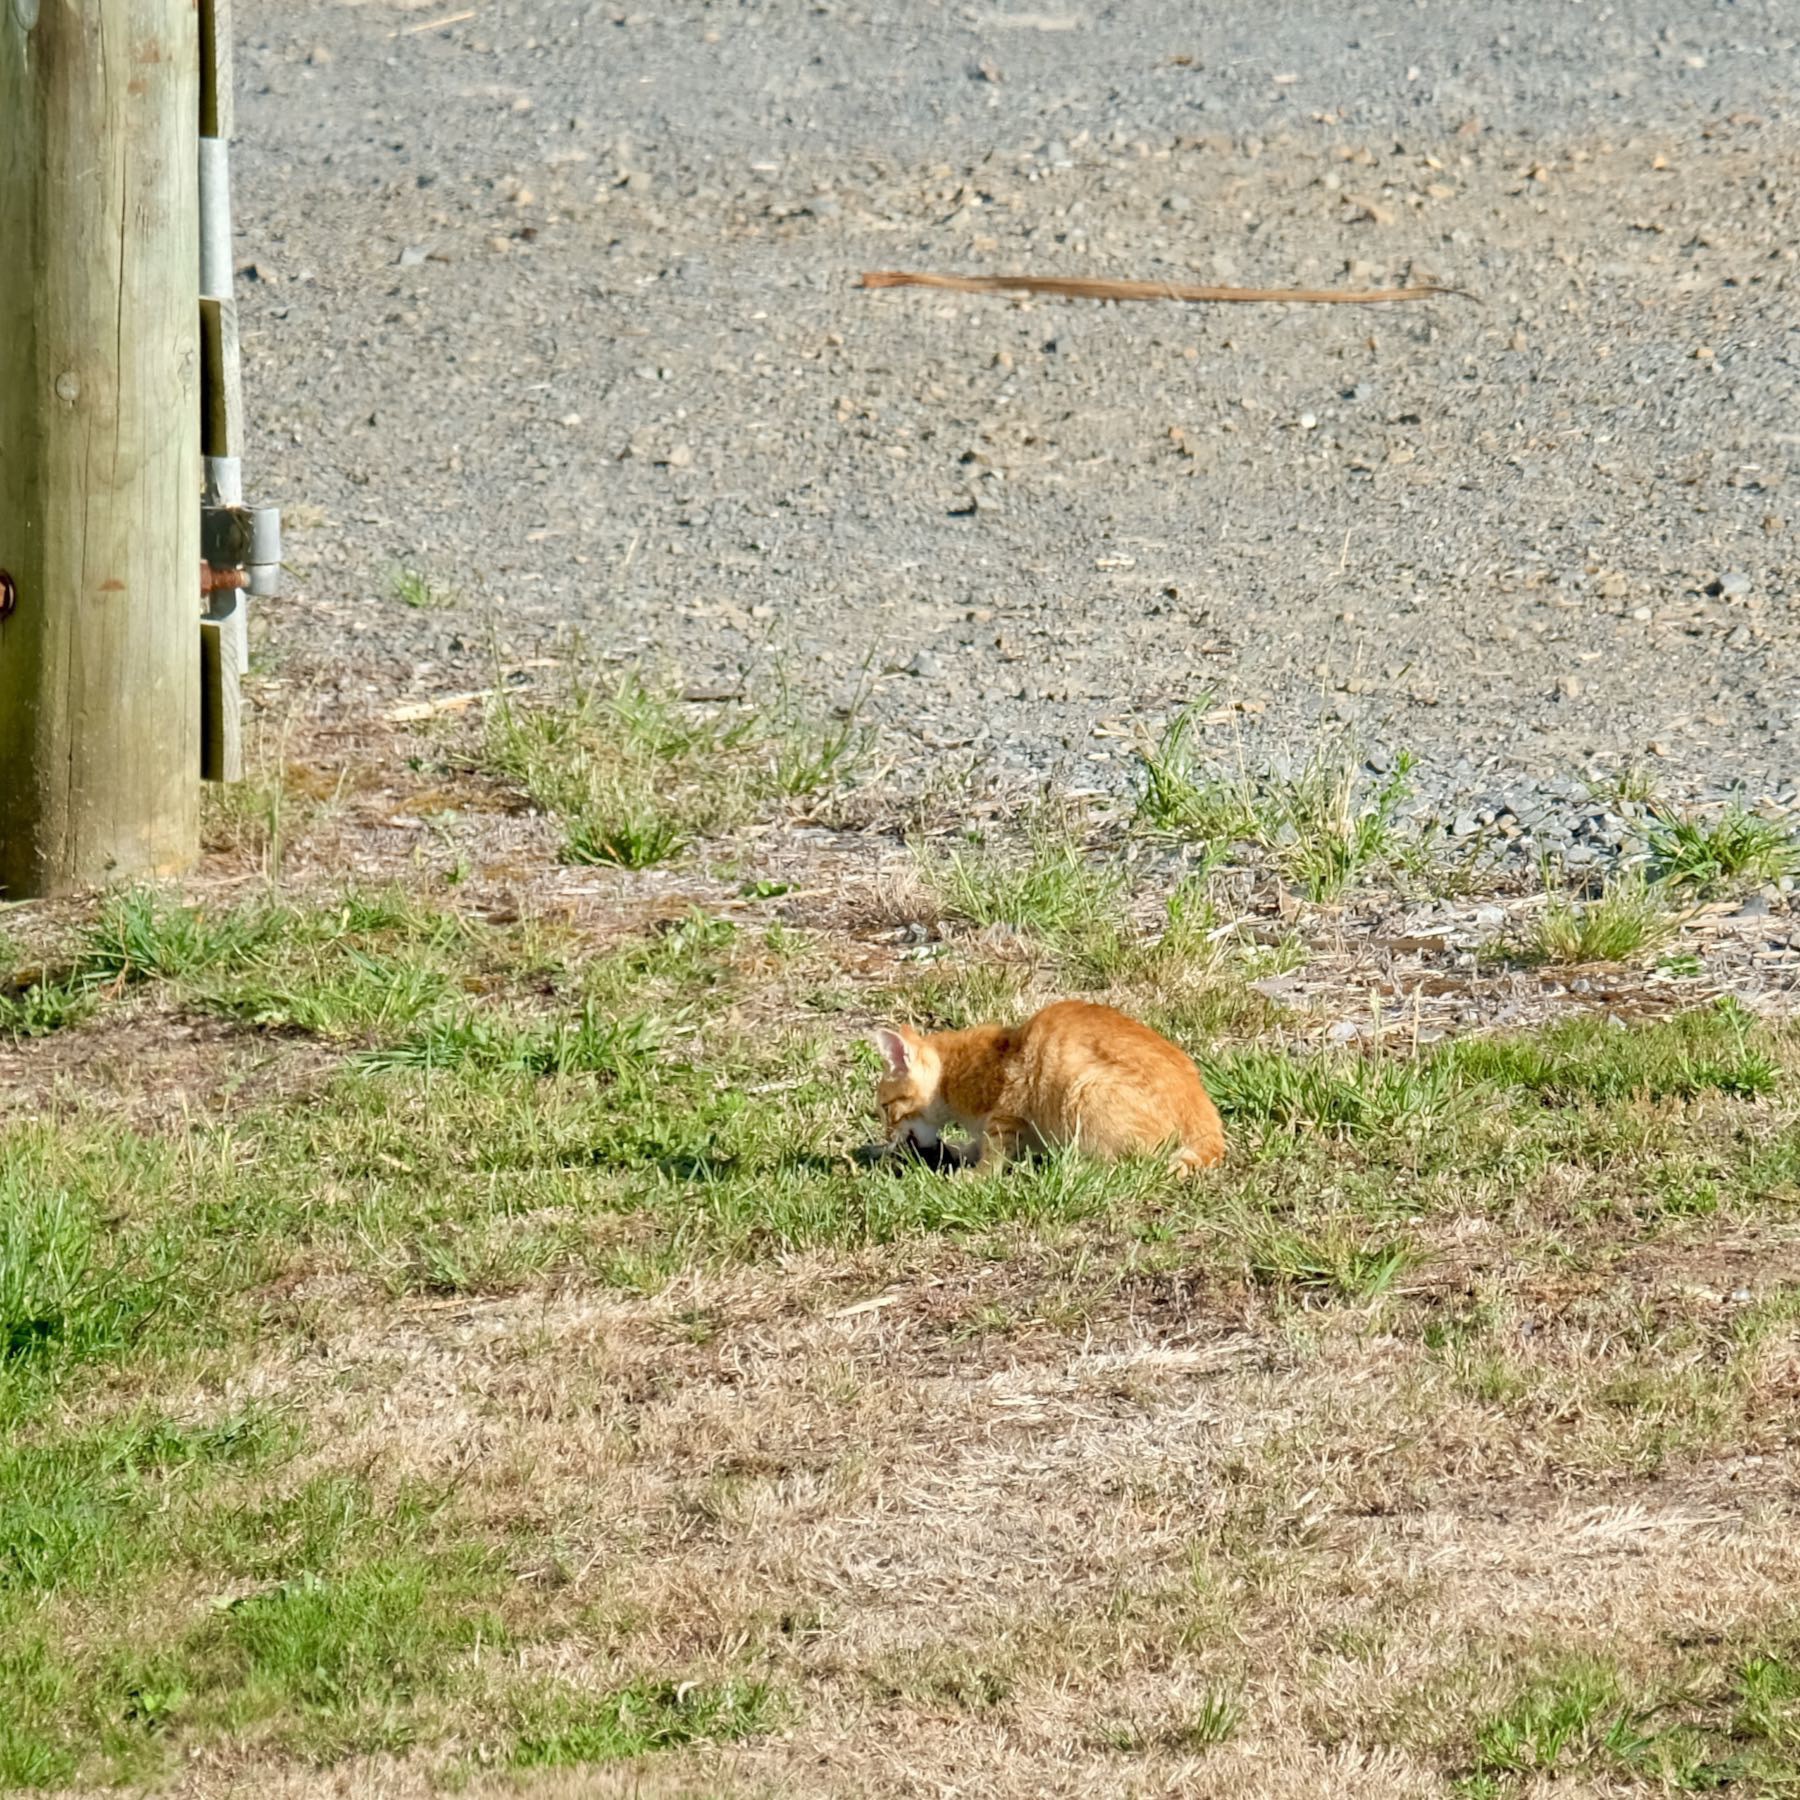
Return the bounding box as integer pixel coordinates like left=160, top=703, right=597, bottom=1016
left=387, top=691, right=489, bottom=723
left=860, top=270, right=1473, bottom=306
left=392, top=9, right=477, bottom=35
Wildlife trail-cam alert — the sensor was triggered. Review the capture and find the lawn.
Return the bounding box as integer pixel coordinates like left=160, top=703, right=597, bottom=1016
left=3, top=675, right=1798, bottom=1797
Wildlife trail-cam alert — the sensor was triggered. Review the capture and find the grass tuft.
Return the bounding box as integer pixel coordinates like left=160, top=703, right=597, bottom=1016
left=1245, top=1228, right=1413, bottom=1302
left=1206, top=1046, right=1472, bottom=1143
left=0, top=1154, right=169, bottom=1380
left=391, top=568, right=455, bottom=610
left=1167, top=1690, right=1240, bottom=1749
left=79, top=890, right=278, bottom=988
left=1448, top=1000, right=1776, bottom=1104
left=917, top=821, right=1128, bottom=980
left=1471, top=1659, right=1635, bottom=1778
left=355, top=1001, right=668, bottom=1077
left=1134, top=711, right=1419, bottom=900
left=484, top=670, right=860, bottom=869
left=510, top=1677, right=781, bottom=1768
left=1647, top=802, right=1799, bottom=897
left=0, top=977, right=93, bottom=1039
left=1513, top=870, right=1679, bottom=966
left=1132, top=705, right=1258, bottom=845
left=561, top=801, right=688, bottom=870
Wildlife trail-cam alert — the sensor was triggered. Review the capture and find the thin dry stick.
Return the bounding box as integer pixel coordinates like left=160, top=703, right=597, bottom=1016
left=860, top=270, right=1471, bottom=305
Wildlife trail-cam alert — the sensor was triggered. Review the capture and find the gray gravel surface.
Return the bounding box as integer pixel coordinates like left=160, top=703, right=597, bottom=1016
left=237, top=0, right=1800, bottom=847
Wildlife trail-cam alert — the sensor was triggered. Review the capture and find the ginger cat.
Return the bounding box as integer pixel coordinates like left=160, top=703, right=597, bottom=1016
left=872, top=1000, right=1224, bottom=1174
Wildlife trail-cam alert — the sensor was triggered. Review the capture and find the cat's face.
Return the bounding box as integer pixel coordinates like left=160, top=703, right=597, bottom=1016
left=871, top=1025, right=945, bottom=1148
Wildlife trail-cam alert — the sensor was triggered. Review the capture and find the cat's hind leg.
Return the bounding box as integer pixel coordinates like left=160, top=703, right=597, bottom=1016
left=973, top=1115, right=1026, bottom=1174
left=1168, top=1141, right=1224, bottom=1175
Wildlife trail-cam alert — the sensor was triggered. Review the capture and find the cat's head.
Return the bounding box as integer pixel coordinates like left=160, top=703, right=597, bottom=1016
left=870, top=1024, right=946, bottom=1148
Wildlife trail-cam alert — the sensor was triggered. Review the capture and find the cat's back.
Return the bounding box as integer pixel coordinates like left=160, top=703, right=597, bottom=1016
left=1017, top=999, right=1199, bottom=1083
left=1014, top=1000, right=1222, bottom=1164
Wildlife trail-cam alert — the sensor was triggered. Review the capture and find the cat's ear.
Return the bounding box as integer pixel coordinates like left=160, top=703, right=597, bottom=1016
left=871, top=1027, right=914, bottom=1075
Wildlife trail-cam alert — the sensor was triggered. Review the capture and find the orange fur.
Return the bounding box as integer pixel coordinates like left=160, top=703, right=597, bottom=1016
left=871, top=1000, right=1224, bottom=1174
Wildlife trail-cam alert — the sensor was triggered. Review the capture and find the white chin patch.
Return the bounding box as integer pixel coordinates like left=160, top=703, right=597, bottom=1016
left=900, top=1120, right=941, bottom=1149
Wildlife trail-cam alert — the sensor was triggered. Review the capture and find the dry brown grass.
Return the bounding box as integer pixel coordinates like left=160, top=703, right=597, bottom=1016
left=117, top=1250, right=1800, bottom=1796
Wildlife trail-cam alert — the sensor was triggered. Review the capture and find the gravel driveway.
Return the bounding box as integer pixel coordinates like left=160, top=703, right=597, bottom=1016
left=236, top=0, right=1800, bottom=847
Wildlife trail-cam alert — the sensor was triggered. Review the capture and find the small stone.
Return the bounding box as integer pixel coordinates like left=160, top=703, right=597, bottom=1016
left=1733, top=893, right=1772, bottom=920
left=307, top=43, right=333, bottom=65
left=1451, top=811, right=1480, bottom=839
left=1554, top=674, right=1583, bottom=701
left=1298, top=411, right=1318, bottom=430
left=907, top=651, right=942, bottom=679
left=1717, top=570, right=1752, bottom=598
left=663, top=444, right=694, bottom=468
left=397, top=245, right=428, bottom=267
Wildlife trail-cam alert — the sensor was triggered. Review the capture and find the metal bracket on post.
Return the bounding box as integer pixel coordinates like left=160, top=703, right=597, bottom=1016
left=197, top=0, right=279, bottom=784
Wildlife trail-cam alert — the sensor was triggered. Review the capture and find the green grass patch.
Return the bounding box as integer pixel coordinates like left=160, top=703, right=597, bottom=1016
left=1245, top=1227, right=1413, bottom=1303
left=1134, top=711, right=1420, bottom=900
left=917, top=822, right=1130, bottom=980
left=355, top=999, right=668, bottom=1077
left=1205, top=1045, right=1474, bottom=1145
left=0, top=976, right=94, bottom=1038
left=483, top=670, right=864, bottom=869
left=391, top=568, right=455, bottom=610
left=1511, top=870, right=1680, bottom=967
left=172, top=1551, right=502, bottom=1757
left=1458, top=1643, right=1800, bottom=1792
left=510, top=1677, right=781, bottom=1768
left=1647, top=802, right=1799, bottom=897
left=0, top=1134, right=181, bottom=1386
left=79, top=889, right=286, bottom=987
left=915, top=815, right=1235, bottom=990
left=0, top=1411, right=285, bottom=1595
left=0, top=887, right=484, bottom=1042
left=0, top=1451, right=511, bottom=1784
left=1446, top=1002, right=1776, bottom=1105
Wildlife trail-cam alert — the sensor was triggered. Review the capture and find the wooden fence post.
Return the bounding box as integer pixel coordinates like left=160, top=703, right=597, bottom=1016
left=0, top=0, right=201, bottom=898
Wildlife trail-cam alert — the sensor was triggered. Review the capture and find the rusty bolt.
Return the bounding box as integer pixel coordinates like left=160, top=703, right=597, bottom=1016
left=200, top=560, right=248, bottom=597
left=0, top=570, right=15, bottom=621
